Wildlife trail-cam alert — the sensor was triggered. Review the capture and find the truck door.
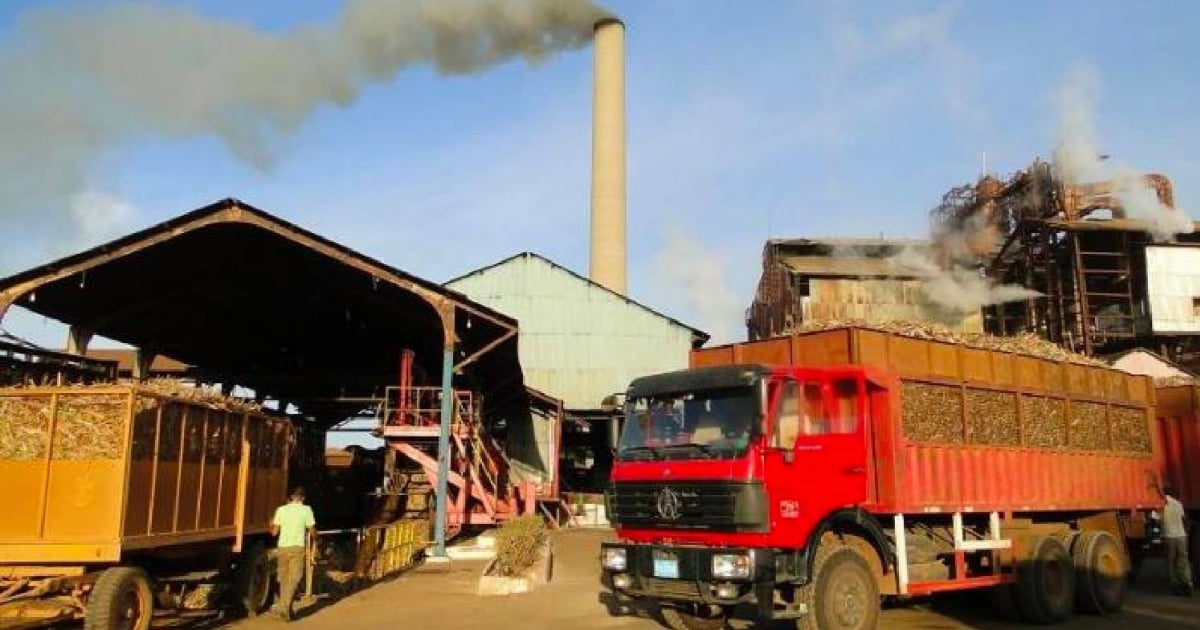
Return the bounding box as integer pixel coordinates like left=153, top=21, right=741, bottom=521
left=798, top=375, right=868, bottom=509
left=765, top=373, right=868, bottom=544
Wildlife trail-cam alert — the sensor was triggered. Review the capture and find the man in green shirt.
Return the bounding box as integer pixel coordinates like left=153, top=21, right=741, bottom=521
left=271, top=487, right=316, bottom=620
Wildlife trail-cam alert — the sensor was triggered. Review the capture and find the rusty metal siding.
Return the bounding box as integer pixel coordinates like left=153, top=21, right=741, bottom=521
left=806, top=279, right=983, bottom=332
left=1146, top=245, right=1200, bottom=333
left=446, top=254, right=698, bottom=410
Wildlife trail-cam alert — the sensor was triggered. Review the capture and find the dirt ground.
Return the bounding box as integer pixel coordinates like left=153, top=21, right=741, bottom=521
left=227, top=529, right=1200, bottom=630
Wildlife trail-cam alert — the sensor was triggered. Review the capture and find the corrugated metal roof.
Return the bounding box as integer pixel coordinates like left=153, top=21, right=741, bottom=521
left=768, top=237, right=928, bottom=248
left=1041, top=218, right=1200, bottom=233
left=780, top=255, right=927, bottom=278
left=446, top=253, right=706, bottom=409
left=446, top=252, right=708, bottom=343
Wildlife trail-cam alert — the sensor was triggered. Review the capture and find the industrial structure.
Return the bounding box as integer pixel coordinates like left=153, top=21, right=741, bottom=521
left=589, top=18, right=627, bottom=295
left=746, top=238, right=983, bottom=340
left=930, top=160, right=1200, bottom=371
left=446, top=252, right=706, bottom=493
left=0, top=198, right=550, bottom=557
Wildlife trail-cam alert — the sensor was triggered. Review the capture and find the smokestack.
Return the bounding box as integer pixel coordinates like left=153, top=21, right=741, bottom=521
left=589, top=18, right=626, bottom=294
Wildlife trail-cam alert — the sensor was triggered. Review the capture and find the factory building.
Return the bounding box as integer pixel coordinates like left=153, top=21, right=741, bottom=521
left=446, top=252, right=707, bottom=492
left=746, top=238, right=983, bottom=341
left=932, top=161, right=1200, bottom=372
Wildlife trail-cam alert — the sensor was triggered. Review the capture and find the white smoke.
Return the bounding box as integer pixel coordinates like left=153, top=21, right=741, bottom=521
left=1053, top=65, right=1193, bottom=241
left=888, top=244, right=1039, bottom=312
left=0, top=0, right=611, bottom=224
left=824, top=239, right=1038, bottom=319
left=655, top=230, right=745, bottom=344
left=69, top=190, right=138, bottom=250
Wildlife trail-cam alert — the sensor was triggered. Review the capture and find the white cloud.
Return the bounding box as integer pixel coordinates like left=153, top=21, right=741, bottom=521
left=819, top=1, right=984, bottom=133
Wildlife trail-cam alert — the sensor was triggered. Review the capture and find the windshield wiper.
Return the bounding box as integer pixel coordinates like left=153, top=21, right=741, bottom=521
left=619, top=446, right=663, bottom=460
left=662, top=442, right=718, bottom=458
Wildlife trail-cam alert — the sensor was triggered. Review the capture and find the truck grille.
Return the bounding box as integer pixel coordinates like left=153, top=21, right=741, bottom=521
left=644, top=578, right=702, bottom=600
left=607, top=481, right=767, bottom=532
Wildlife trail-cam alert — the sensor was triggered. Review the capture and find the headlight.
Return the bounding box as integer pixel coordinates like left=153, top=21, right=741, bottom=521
left=602, top=547, right=627, bottom=571
left=712, top=553, right=752, bottom=579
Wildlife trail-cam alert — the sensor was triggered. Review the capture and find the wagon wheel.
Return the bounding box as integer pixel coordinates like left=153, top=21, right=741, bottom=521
left=84, top=567, right=153, bottom=630
left=234, top=543, right=274, bottom=616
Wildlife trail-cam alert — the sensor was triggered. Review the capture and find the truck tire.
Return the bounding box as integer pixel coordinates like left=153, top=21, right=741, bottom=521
left=1071, top=531, right=1126, bottom=614
left=799, top=544, right=880, bottom=630
left=1014, top=536, right=1075, bottom=624
left=659, top=603, right=729, bottom=630
left=235, top=543, right=273, bottom=616
left=84, top=567, right=153, bottom=630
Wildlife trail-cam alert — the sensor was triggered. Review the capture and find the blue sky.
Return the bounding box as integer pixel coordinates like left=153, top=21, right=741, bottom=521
left=2, top=0, right=1199, bottom=346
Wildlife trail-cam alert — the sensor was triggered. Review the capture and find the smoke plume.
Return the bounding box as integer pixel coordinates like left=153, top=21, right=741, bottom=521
left=824, top=239, right=1037, bottom=322
left=1053, top=65, right=1193, bottom=241
left=888, top=244, right=1039, bottom=313
left=655, top=230, right=745, bottom=344
left=0, top=0, right=611, bottom=224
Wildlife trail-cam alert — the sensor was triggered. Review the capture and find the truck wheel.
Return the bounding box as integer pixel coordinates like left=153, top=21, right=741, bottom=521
left=235, top=543, right=273, bottom=616
left=1071, top=531, right=1126, bottom=614
left=800, top=544, right=880, bottom=630
left=84, top=567, right=153, bottom=630
left=1014, top=536, right=1075, bottom=624
left=659, top=603, right=729, bottom=630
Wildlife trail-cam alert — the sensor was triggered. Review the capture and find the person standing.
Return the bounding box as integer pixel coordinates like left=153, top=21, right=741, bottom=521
left=271, top=487, right=316, bottom=620
left=1162, top=483, right=1194, bottom=596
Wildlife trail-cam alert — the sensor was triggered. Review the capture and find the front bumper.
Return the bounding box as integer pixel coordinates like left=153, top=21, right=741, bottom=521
left=600, top=542, right=789, bottom=620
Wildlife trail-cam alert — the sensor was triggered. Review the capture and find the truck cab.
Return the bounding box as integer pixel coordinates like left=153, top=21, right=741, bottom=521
left=602, top=363, right=889, bottom=630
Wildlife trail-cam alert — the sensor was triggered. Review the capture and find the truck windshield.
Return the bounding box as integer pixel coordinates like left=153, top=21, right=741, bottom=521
left=618, top=387, right=759, bottom=461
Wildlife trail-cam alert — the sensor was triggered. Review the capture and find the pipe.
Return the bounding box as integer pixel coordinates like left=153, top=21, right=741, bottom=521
left=589, top=18, right=627, bottom=295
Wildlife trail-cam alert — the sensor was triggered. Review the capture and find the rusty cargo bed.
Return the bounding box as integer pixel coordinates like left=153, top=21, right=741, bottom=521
left=0, top=385, right=290, bottom=564
left=692, top=326, right=1161, bottom=515
left=1155, top=384, right=1200, bottom=511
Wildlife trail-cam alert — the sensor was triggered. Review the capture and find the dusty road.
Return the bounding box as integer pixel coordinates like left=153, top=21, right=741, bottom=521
left=228, top=529, right=1200, bottom=630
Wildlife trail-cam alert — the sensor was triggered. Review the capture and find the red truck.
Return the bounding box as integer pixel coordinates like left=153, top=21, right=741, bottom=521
left=600, top=326, right=1167, bottom=630
left=1155, top=383, right=1200, bottom=579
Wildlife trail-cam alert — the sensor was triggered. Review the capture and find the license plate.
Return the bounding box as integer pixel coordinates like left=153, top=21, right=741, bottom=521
left=653, top=552, right=679, bottom=578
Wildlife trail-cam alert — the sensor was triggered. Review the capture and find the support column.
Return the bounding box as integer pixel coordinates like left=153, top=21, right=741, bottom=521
left=433, top=305, right=456, bottom=558
left=133, top=348, right=156, bottom=382
left=66, top=326, right=93, bottom=355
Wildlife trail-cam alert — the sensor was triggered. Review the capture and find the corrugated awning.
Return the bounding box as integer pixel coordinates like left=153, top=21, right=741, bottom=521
left=0, top=198, right=523, bottom=426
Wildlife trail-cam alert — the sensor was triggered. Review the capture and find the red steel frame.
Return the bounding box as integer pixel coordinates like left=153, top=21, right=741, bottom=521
left=380, top=354, right=536, bottom=533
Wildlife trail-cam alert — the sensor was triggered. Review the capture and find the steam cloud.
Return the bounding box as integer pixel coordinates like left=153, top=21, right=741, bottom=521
left=888, top=244, right=1039, bottom=313
left=655, top=230, right=745, bottom=344
left=0, top=0, right=611, bottom=224
left=821, top=239, right=1037, bottom=322
left=1053, top=66, right=1193, bottom=241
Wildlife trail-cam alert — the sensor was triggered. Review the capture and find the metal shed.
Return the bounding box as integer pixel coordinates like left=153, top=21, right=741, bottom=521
left=446, top=253, right=707, bottom=494
left=0, top=198, right=525, bottom=553
left=446, top=252, right=707, bottom=411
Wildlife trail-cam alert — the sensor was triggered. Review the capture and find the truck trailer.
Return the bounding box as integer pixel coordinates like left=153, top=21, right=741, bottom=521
left=600, top=326, right=1164, bottom=630
left=0, top=385, right=291, bottom=630
left=1154, top=382, right=1200, bottom=579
